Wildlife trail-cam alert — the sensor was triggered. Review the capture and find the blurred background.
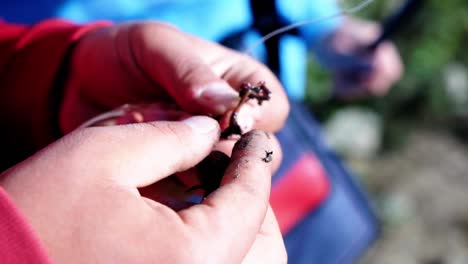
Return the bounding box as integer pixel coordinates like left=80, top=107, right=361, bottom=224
left=308, top=1, right=468, bottom=263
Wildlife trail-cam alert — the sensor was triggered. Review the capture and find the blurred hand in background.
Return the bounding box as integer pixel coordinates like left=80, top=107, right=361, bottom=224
left=314, top=18, right=403, bottom=99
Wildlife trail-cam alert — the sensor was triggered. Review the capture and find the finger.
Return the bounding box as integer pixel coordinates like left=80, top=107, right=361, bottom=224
left=178, top=130, right=277, bottom=261
left=366, top=42, right=403, bottom=96
left=181, top=33, right=289, bottom=133
left=242, top=206, right=287, bottom=264
left=133, top=22, right=289, bottom=132
left=213, top=133, right=283, bottom=173
left=130, top=22, right=240, bottom=116
left=214, top=53, right=290, bottom=132
left=67, top=116, right=220, bottom=187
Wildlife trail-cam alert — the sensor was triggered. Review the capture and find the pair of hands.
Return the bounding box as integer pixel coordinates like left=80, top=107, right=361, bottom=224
left=1, top=22, right=288, bottom=263
left=1, top=17, right=402, bottom=263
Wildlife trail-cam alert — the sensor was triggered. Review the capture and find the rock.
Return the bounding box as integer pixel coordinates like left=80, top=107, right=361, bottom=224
left=444, top=63, right=468, bottom=112
left=361, top=130, right=468, bottom=264
left=324, top=107, right=382, bottom=159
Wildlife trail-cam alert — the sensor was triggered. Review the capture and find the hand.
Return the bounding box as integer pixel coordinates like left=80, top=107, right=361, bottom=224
left=314, top=18, right=403, bottom=98
left=0, top=117, right=286, bottom=263
left=60, top=22, right=289, bottom=134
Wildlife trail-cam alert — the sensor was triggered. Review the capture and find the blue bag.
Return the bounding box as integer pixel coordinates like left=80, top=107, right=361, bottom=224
left=272, top=102, right=379, bottom=264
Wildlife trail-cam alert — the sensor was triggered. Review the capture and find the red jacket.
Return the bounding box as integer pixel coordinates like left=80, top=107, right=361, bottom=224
left=0, top=19, right=109, bottom=263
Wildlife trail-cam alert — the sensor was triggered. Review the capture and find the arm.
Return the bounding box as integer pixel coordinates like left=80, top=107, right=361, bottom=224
left=0, top=20, right=110, bottom=171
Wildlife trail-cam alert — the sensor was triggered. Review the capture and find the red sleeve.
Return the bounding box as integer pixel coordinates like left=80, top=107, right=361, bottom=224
left=0, top=19, right=111, bottom=171
left=0, top=187, right=51, bottom=263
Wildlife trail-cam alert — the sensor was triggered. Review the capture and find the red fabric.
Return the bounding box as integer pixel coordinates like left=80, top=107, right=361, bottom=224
left=0, top=187, right=51, bottom=264
left=0, top=19, right=110, bottom=171
left=270, top=153, right=330, bottom=235
left=0, top=19, right=110, bottom=261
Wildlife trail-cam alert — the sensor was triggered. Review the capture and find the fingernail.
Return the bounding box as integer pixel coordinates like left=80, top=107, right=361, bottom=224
left=235, top=105, right=258, bottom=133
left=199, top=83, right=239, bottom=114
left=182, top=116, right=219, bottom=134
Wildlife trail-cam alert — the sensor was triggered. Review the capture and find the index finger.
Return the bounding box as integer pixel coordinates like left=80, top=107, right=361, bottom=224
left=186, top=35, right=289, bottom=132
left=200, top=42, right=289, bottom=132
left=134, top=23, right=289, bottom=132
left=178, top=130, right=276, bottom=261
left=217, top=53, right=290, bottom=132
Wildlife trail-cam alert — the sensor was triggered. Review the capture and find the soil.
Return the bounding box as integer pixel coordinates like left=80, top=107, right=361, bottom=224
left=360, top=129, right=468, bottom=264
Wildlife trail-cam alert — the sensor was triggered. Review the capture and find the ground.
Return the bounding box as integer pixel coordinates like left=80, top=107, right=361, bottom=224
left=359, top=129, right=468, bottom=264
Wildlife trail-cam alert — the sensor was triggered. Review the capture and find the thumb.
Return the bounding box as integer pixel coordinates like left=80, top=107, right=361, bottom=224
left=65, top=116, right=220, bottom=187
left=129, top=22, right=239, bottom=115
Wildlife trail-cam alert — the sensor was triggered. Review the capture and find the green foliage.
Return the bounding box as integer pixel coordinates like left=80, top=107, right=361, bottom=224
left=305, top=0, right=468, bottom=149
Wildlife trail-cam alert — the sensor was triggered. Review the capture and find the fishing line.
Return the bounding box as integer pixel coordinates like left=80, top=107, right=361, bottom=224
left=242, top=0, right=375, bottom=56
